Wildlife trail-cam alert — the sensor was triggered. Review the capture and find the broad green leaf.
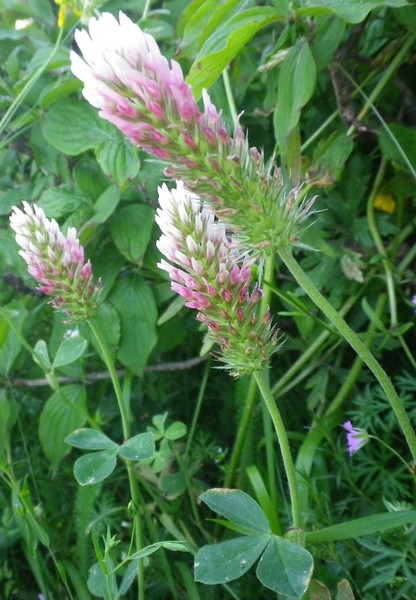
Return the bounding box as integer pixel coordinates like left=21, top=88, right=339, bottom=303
left=73, top=449, right=118, bottom=485
left=296, top=0, right=409, bottom=23
left=187, top=7, right=283, bottom=99
left=154, top=413, right=168, bottom=431
left=33, top=339, right=52, bottom=371
left=310, top=16, right=346, bottom=70
left=305, top=510, right=416, bottom=543
left=89, top=250, right=125, bottom=302
left=200, top=489, right=271, bottom=533
left=74, top=159, right=110, bottom=201
left=160, top=472, right=187, bottom=498
left=165, top=421, right=187, bottom=441
left=309, top=132, right=354, bottom=184
left=39, top=77, right=81, bottom=108
left=118, top=432, right=155, bottom=461
left=110, top=204, right=155, bottom=264
left=39, top=385, right=87, bottom=470
left=65, top=428, right=118, bottom=451
left=96, top=136, right=140, bottom=188
left=194, top=535, right=269, bottom=584
left=157, top=295, right=185, bottom=325
left=256, top=536, right=313, bottom=597
left=37, top=185, right=91, bottom=219
left=109, top=275, right=157, bottom=376
left=53, top=335, right=87, bottom=369
left=178, top=0, right=250, bottom=56
left=274, top=38, right=316, bottom=155
left=87, top=562, right=107, bottom=597
left=82, top=185, right=121, bottom=230
left=119, top=561, right=139, bottom=596
left=42, top=99, right=113, bottom=155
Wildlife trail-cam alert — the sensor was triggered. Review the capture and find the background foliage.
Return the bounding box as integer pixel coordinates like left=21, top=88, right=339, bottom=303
left=1, top=0, right=416, bottom=598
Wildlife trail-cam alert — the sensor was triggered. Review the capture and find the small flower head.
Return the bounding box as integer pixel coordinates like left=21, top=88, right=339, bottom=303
left=342, top=421, right=369, bottom=456
left=10, top=202, right=101, bottom=321
left=156, top=182, right=278, bottom=376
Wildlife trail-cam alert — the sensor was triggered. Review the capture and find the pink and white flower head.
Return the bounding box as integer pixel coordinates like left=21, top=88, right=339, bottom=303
left=156, top=182, right=278, bottom=376
left=71, top=12, right=314, bottom=259
left=71, top=12, right=203, bottom=154
left=10, top=202, right=101, bottom=321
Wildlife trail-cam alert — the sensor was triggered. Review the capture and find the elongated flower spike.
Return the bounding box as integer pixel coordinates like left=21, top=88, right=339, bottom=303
left=71, top=12, right=314, bottom=259
left=156, top=182, right=279, bottom=377
left=10, top=202, right=101, bottom=321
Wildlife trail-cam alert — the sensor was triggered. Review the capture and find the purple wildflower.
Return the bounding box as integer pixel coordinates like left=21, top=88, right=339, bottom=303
left=343, top=421, right=369, bottom=456
left=156, top=182, right=278, bottom=376
left=10, top=202, right=101, bottom=320
left=70, top=12, right=314, bottom=259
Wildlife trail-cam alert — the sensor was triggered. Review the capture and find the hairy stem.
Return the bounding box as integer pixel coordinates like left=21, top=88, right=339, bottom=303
left=253, top=370, right=302, bottom=529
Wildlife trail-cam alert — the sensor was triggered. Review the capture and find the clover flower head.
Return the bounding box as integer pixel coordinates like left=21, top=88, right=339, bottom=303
left=156, top=182, right=279, bottom=376
left=10, top=202, right=101, bottom=321
left=71, top=11, right=315, bottom=259
left=342, top=421, right=369, bottom=456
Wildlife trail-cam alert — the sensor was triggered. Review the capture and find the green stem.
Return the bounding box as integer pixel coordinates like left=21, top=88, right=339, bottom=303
left=184, top=359, right=210, bottom=458
left=366, top=159, right=398, bottom=327
left=222, top=69, right=238, bottom=124
left=141, top=0, right=152, bottom=20
left=278, top=248, right=416, bottom=463
left=261, top=374, right=278, bottom=512
left=259, top=257, right=279, bottom=509
left=369, top=436, right=416, bottom=478
left=223, top=377, right=258, bottom=489
left=87, top=319, right=145, bottom=600
left=253, top=370, right=301, bottom=529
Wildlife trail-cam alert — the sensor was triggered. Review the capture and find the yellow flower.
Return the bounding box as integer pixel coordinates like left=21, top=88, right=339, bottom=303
left=54, top=0, right=85, bottom=27
left=373, top=193, right=396, bottom=214
left=54, top=0, right=67, bottom=28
